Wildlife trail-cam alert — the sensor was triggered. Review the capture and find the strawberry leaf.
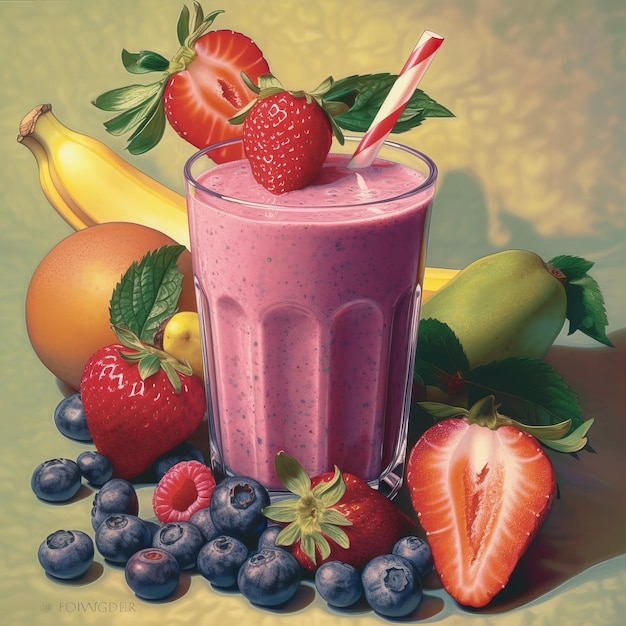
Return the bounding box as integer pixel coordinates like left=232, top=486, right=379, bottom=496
left=274, top=451, right=312, bottom=498
left=311, top=466, right=346, bottom=507
left=121, top=49, right=170, bottom=74
left=176, top=3, right=192, bottom=45
left=109, top=244, right=186, bottom=344
left=465, top=358, right=585, bottom=431
left=126, top=98, right=168, bottom=155
left=92, top=82, right=163, bottom=111
left=261, top=499, right=297, bottom=523
left=320, top=524, right=349, bottom=550
left=548, top=254, right=613, bottom=347
left=414, top=318, right=469, bottom=386
left=274, top=523, right=301, bottom=548
left=102, top=91, right=163, bottom=136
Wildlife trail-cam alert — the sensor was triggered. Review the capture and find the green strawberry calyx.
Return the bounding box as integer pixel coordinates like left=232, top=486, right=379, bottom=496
left=92, top=3, right=225, bottom=154
left=420, top=394, right=593, bottom=453
left=113, top=323, right=193, bottom=395
left=262, top=451, right=352, bottom=564
left=229, top=73, right=350, bottom=144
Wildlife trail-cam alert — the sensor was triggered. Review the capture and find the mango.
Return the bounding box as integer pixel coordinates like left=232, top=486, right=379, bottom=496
left=420, top=249, right=567, bottom=367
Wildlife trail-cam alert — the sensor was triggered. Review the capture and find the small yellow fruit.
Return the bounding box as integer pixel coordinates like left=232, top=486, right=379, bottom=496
left=163, top=311, right=204, bottom=379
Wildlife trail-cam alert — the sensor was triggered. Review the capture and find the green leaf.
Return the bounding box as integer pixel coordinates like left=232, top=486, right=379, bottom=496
left=414, top=318, right=470, bottom=387
left=565, top=277, right=613, bottom=346
left=543, top=418, right=594, bottom=453
left=548, top=254, right=613, bottom=347
left=311, top=466, right=346, bottom=507
left=548, top=254, right=595, bottom=281
left=465, top=358, right=585, bottom=431
left=274, top=523, right=302, bottom=547
left=262, top=499, right=298, bottom=523
left=192, top=1, right=205, bottom=32
left=274, top=451, right=312, bottom=497
left=328, top=73, right=453, bottom=134
left=121, top=49, right=170, bottom=74
left=137, top=353, right=161, bottom=379
left=126, top=97, right=167, bottom=155
left=320, top=509, right=352, bottom=527
left=176, top=4, right=191, bottom=45
left=319, top=523, right=350, bottom=549
left=109, top=244, right=186, bottom=343
left=102, top=93, right=161, bottom=136
left=92, top=82, right=163, bottom=111
left=300, top=534, right=319, bottom=563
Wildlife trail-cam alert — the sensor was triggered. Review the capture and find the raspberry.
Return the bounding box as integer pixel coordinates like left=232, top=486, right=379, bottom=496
left=152, top=460, right=216, bottom=523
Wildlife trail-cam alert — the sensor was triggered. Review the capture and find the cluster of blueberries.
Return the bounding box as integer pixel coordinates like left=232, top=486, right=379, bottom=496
left=33, top=392, right=434, bottom=618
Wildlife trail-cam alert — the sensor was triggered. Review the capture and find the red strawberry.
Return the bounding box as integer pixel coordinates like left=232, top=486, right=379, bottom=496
left=406, top=396, right=556, bottom=608
left=93, top=4, right=270, bottom=161
left=80, top=326, right=206, bottom=480
left=153, top=460, right=216, bottom=523
left=230, top=74, right=348, bottom=194
left=263, top=452, right=415, bottom=571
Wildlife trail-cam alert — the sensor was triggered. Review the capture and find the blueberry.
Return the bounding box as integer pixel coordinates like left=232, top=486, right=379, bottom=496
left=142, top=519, right=162, bottom=539
left=95, top=514, right=152, bottom=564
left=361, top=554, right=423, bottom=618
left=53, top=393, right=91, bottom=441
left=91, top=479, right=139, bottom=531
left=237, top=548, right=301, bottom=607
left=31, top=458, right=82, bottom=502
left=37, top=529, right=94, bottom=580
left=152, top=521, right=205, bottom=570
left=257, top=524, right=284, bottom=551
left=189, top=507, right=220, bottom=542
left=210, top=476, right=270, bottom=540
left=197, top=535, right=249, bottom=588
left=315, top=560, right=363, bottom=608
left=392, top=536, right=434, bottom=580
left=154, top=442, right=205, bottom=480
left=125, top=548, right=180, bottom=600
left=76, top=451, right=113, bottom=486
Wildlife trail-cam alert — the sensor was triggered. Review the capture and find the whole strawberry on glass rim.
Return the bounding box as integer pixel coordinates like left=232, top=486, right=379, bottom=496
left=92, top=3, right=270, bottom=162
left=229, top=73, right=349, bottom=194
left=406, top=395, right=556, bottom=608
left=262, top=451, right=415, bottom=571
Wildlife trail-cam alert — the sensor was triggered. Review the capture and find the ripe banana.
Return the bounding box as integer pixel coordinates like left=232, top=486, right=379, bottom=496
left=18, top=104, right=190, bottom=247
left=17, top=103, right=457, bottom=292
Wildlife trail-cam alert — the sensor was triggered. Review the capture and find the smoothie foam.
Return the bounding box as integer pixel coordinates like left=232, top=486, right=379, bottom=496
left=187, top=152, right=435, bottom=490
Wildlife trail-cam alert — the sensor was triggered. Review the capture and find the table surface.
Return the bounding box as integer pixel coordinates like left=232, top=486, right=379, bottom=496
left=1, top=1, right=624, bottom=625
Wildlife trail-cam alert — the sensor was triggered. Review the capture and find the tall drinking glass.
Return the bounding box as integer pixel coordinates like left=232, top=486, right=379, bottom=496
left=184, top=137, right=437, bottom=498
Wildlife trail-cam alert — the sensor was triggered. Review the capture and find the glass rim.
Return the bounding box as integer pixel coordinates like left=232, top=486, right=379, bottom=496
left=183, top=136, right=438, bottom=210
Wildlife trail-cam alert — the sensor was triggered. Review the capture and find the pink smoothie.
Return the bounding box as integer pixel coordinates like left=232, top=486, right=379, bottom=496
left=186, top=150, right=435, bottom=491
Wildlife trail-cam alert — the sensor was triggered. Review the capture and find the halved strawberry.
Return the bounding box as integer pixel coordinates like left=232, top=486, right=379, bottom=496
left=406, top=396, right=556, bottom=608
left=93, top=4, right=269, bottom=161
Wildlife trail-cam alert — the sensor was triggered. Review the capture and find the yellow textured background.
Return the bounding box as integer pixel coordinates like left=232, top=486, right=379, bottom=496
left=0, top=1, right=624, bottom=625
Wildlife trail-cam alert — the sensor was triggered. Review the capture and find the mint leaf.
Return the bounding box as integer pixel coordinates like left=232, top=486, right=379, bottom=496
left=109, top=244, right=186, bottom=343
left=414, top=318, right=469, bottom=387
left=548, top=254, right=594, bottom=281
left=327, top=73, right=453, bottom=134
left=548, top=254, right=613, bottom=347
left=465, top=358, right=585, bottom=431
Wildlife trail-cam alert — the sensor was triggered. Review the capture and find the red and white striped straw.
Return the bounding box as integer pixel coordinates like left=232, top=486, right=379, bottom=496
left=348, top=30, right=444, bottom=169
